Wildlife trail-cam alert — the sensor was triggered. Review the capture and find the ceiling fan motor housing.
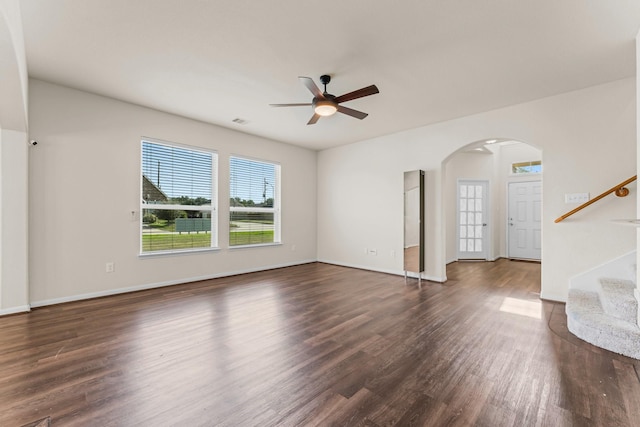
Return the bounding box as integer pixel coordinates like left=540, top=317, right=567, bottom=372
left=320, top=74, right=332, bottom=86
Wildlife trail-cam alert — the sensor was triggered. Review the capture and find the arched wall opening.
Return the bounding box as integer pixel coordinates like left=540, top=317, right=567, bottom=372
left=441, top=138, right=542, bottom=267
left=317, top=78, right=634, bottom=304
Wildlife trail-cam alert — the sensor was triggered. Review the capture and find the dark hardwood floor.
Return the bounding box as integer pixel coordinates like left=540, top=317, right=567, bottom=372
left=1, top=260, right=639, bottom=426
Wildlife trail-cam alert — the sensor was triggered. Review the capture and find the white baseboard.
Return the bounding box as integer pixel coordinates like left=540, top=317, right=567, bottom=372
left=317, top=259, right=447, bottom=283
left=29, top=257, right=452, bottom=308
left=447, top=256, right=501, bottom=264
left=0, top=305, right=31, bottom=316
left=540, top=290, right=566, bottom=303
left=30, top=259, right=317, bottom=308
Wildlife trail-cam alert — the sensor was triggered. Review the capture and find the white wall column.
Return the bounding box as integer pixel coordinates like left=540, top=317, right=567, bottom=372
left=635, top=30, right=640, bottom=326
left=0, top=129, right=29, bottom=314
left=0, top=0, right=30, bottom=314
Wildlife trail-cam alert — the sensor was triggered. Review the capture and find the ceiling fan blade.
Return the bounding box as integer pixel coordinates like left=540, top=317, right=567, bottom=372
left=269, top=103, right=312, bottom=107
left=334, top=85, right=379, bottom=104
left=299, top=76, right=324, bottom=98
left=307, top=113, right=321, bottom=125
left=337, top=105, right=368, bottom=120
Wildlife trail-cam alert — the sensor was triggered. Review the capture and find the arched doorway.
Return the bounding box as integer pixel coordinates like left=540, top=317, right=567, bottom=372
left=442, top=138, right=542, bottom=264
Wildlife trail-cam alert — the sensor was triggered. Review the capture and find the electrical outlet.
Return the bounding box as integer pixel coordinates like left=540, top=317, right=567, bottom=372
left=369, top=249, right=377, bottom=256
left=391, top=250, right=396, bottom=258
left=105, top=262, right=115, bottom=273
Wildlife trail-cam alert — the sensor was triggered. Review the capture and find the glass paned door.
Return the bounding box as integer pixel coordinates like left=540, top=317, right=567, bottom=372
left=457, top=180, right=488, bottom=260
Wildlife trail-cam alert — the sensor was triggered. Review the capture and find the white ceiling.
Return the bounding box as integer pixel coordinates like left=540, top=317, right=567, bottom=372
left=20, top=0, right=640, bottom=151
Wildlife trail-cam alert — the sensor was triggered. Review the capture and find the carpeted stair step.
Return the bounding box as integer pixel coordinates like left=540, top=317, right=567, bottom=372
left=598, top=278, right=637, bottom=323
left=566, top=288, right=640, bottom=359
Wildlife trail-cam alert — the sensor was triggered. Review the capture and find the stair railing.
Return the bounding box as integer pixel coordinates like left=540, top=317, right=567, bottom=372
left=555, top=175, right=637, bottom=223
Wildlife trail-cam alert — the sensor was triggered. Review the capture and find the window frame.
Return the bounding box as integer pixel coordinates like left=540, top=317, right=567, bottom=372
left=140, top=138, right=218, bottom=255
left=229, top=155, right=281, bottom=248
left=511, top=160, right=542, bottom=175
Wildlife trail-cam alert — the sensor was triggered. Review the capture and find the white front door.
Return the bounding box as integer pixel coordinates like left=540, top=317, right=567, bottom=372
left=457, top=180, right=489, bottom=260
left=508, top=181, right=542, bottom=260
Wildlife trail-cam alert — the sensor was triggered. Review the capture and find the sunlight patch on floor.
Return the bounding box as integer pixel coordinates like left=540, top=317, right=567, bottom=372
left=499, top=297, right=542, bottom=319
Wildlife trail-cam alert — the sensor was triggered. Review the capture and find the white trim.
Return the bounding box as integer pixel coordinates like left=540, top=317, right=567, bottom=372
left=229, top=153, right=282, bottom=167
left=506, top=179, right=542, bottom=261
left=509, top=159, right=542, bottom=175
left=635, top=288, right=640, bottom=326
left=317, top=259, right=447, bottom=283
left=229, top=242, right=282, bottom=250
left=27, top=258, right=452, bottom=309
left=508, top=172, right=542, bottom=178
left=229, top=206, right=276, bottom=213
left=540, top=290, right=566, bottom=303
left=456, top=179, right=491, bottom=261
left=143, top=203, right=214, bottom=211
left=448, top=256, right=502, bottom=264
left=138, top=247, right=221, bottom=258
left=141, top=136, right=216, bottom=155
left=140, top=139, right=218, bottom=255
left=0, top=305, right=31, bottom=316
left=30, top=259, right=316, bottom=308
left=228, top=156, right=282, bottom=246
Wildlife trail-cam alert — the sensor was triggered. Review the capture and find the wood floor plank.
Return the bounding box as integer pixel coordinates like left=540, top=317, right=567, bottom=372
left=0, top=260, right=639, bottom=426
left=612, top=358, right=640, bottom=426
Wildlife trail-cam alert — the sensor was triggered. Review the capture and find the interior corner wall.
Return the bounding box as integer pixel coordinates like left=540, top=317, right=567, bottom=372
left=28, top=79, right=317, bottom=305
left=0, top=0, right=28, bottom=131
left=317, top=78, right=636, bottom=302
left=0, top=129, right=29, bottom=314
left=636, top=30, right=640, bottom=324
left=0, top=0, right=29, bottom=315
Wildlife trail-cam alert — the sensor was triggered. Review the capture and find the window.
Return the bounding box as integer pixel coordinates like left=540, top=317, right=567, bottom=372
left=229, top=156, right=280, bottom=246
left=141, top=139, right=217, bottom=254
left=512, top=160, right=542, bottom=174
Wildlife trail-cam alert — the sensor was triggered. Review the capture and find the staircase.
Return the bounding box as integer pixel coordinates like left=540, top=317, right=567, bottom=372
left=565, top=251, right=640, bottom=359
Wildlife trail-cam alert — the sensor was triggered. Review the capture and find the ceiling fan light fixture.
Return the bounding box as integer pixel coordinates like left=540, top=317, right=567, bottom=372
left=270, top=76, right=379, bottom=124
left=314, top=100, right=337, bottom=116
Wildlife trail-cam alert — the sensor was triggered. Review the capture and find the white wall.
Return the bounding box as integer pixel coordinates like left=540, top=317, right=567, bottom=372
left=636, top=30, right=640, bottom=325
left=0, top=129, right=29, bottom=313
left=318, top=78, right=636, bottom=301
left=0, top=0, right=28, bottom=131
left=0, top=0, right=29, bottom=314
left=28, top=79, right=317, bottom=305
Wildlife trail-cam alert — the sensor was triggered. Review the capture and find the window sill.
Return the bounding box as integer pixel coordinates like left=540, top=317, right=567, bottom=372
left=228, top=242, right=282, bottom=250
left=139, top=247, right=221, bottom=258
left=508, top=172, right=542, bottom=178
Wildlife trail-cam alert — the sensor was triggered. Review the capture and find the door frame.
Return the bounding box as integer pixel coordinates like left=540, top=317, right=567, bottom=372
left=456, top=179, right=491, bottom=261
left=506, top=179, right=542, bottom=261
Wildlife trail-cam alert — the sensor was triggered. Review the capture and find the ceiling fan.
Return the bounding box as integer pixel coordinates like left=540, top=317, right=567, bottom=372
left=270, top=75, right=379, bottom=125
